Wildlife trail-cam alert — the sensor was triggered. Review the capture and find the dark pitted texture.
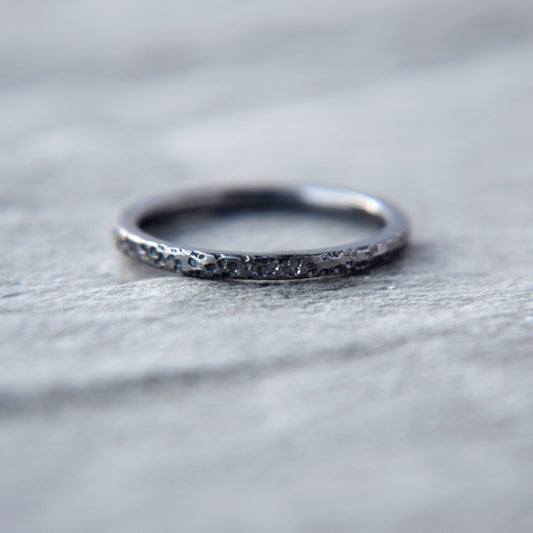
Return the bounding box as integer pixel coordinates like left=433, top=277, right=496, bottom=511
left=114, top=229, right=407, bottom=279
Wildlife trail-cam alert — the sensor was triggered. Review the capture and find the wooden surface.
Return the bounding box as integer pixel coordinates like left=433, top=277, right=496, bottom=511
left=1, top=1, right=533, bottom=531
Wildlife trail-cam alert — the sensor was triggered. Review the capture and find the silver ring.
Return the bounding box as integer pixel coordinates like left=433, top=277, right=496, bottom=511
left=113, top=185, right=410, bottom=281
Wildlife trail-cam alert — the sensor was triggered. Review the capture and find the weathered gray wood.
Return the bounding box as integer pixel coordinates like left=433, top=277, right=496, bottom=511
left=1, top=1, right=532, bottom=532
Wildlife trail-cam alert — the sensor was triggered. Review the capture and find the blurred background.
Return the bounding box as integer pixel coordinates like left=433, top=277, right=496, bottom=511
left=3, top=0, right=532, bottom=187
left=2, top=0, right=532, bottom=280
left=1, top=1, right=532, bottom=532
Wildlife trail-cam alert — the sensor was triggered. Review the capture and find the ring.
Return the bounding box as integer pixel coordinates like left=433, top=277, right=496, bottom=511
left=113, top=185, right=410, bottom=280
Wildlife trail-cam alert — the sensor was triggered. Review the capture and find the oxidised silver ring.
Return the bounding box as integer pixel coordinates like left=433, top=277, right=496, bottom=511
left=113, top=184, right=410, bottom=280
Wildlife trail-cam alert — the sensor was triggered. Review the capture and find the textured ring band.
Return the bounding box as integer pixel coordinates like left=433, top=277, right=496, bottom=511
left=113, top=185, right=410, bottom=281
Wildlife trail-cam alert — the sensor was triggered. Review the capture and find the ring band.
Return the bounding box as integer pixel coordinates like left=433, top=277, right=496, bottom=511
left=113, top=185, right=410, bottom=280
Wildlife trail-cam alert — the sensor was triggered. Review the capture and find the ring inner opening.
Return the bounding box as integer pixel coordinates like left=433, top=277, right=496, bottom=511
left=141, top=202, right=384, bottom=253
